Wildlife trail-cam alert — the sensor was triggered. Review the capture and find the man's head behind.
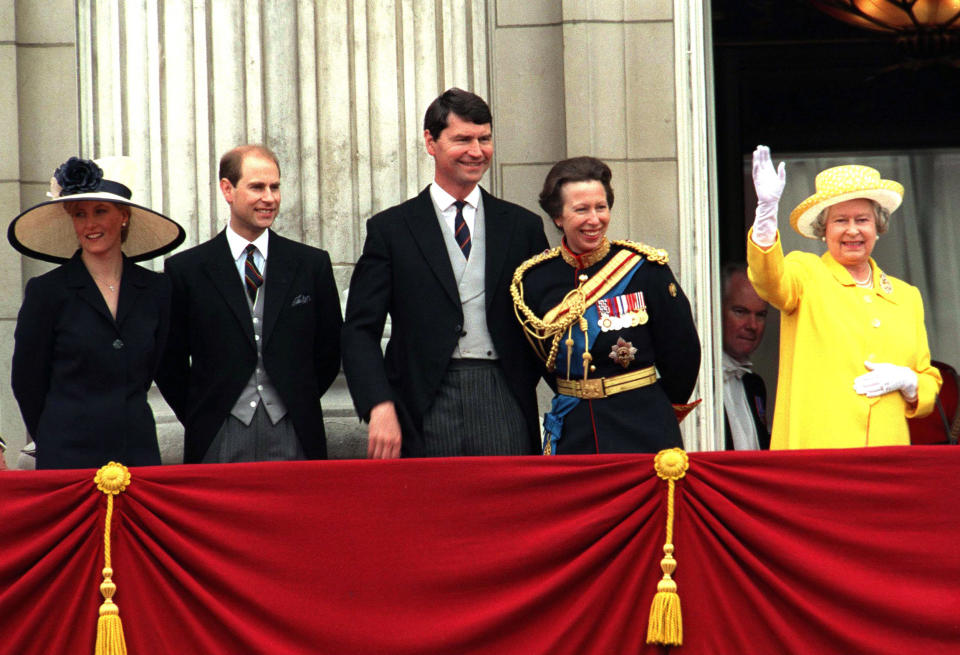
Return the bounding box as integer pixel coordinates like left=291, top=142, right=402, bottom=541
left=721, top=262, right=768, bottom=361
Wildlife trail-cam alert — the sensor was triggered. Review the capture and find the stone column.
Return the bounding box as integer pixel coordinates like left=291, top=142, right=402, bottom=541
left=1, top=0, right=80, bottom=468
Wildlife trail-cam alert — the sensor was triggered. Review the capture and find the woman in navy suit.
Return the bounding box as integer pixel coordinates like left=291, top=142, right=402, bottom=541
left=8, top=156, right=184, bottom=469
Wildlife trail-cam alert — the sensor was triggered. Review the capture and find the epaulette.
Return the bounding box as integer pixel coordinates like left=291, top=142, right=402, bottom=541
left=514, top=246, right=561, bottom=279
left=613, top=239, right=669, bottom=265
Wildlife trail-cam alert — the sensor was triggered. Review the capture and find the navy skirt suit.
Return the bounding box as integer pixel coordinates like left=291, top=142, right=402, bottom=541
left=12, top=252, right=171, bottom=469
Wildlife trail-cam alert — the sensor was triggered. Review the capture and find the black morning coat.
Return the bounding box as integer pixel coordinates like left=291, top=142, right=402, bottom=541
left=12, top=252, right=170, bottom=469
left=155, top=229, right=342, bottom=463
left=340, top=186, right=549, bottom=456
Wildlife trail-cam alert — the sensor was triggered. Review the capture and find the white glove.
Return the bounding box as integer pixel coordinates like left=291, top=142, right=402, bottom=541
left=751, top=145, right=785, bottom=248
left=853, top=361, right=918, bottom=402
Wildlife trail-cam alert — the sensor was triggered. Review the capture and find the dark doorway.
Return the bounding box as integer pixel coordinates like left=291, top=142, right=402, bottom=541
left=712, top=0, right=960, bottom=263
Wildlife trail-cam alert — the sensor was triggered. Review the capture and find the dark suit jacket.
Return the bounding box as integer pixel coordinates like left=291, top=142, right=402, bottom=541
left=156, top=229, right=342, bottom=463
left=724, top=371, right=771, bottom=450
left=341, top=186, right=549, bottom=456
left=12, top=253, right=170, bottom=469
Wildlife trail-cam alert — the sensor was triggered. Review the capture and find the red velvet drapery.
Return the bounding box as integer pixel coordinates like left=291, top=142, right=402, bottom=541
left=2, top=447, right=959, bottom=654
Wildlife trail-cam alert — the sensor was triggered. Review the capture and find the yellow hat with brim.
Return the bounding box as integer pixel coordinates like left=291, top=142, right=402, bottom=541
left=789, top=165, right=904, bottom=240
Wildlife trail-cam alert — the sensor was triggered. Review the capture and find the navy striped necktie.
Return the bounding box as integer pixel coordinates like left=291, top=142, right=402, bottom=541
left=454, top=200, right=471, bottom=259
left=244, top=244, right=263, bottom=301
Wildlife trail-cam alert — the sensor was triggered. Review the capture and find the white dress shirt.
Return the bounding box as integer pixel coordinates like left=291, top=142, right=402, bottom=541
left=226, top=225, right=269, bottom=292
left=722, top=351, right=761, bottom=451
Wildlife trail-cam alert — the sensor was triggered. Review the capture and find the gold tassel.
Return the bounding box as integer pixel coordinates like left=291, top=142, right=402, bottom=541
left=646, top=448, right=689, bottom=646
left=94, top=463, right=131, bottom=655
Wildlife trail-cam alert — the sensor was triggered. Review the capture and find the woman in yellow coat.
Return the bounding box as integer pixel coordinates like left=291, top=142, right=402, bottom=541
left=747, top=146, right=941, bottom=449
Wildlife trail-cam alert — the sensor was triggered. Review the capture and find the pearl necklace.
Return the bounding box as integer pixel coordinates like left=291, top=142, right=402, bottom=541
left=852, top=269, right=873, bottom=288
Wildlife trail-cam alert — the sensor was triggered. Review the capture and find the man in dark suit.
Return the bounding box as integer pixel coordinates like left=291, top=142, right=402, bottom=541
left=721, top=262, right=771, bottom=450
left=156, top=144, right=342, bottom=463
left=341, top=88, right=548, bottom=458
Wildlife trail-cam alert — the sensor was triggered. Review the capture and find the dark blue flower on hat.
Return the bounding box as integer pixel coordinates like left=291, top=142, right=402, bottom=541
left=54, top=157, right=103, bottom=196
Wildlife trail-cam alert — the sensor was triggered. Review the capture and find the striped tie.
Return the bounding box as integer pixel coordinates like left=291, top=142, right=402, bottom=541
left=454, top=200, right=471, bottom=259
left=244, top=244, right=263, bottom=302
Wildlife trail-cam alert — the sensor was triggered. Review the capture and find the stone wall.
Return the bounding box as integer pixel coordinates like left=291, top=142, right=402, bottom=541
left=2, top=0, right=80, bottom=468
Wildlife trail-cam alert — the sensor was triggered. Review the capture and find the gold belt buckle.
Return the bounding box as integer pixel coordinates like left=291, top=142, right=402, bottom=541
left=580, top=378, right=606, bottom=399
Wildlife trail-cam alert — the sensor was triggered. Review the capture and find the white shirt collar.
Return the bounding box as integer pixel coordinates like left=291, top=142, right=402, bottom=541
left=722, top=351, right=753, bottom=380
left=226, top=224, right=270, bottom=261
left=430, top=182, right=481, bottom=212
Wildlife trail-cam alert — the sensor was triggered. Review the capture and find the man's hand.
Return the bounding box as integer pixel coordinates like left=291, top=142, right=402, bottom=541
left=751, top=145, right=785, bottom=248
left=367, top=401, right=402, bottom=459
left=853, top=361, right=918, bottom=402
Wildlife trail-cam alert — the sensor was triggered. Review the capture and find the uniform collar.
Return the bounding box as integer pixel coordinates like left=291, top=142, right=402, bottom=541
left=560, top=236, right=610, bottom=269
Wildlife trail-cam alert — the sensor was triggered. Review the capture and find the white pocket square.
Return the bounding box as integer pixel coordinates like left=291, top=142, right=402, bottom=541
left=291, top=294, right=312, bottom=307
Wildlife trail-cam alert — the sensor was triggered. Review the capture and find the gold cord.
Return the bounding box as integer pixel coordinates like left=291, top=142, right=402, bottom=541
left=94, top=463, right=131, bottom=655
left=647, top=448, right=689, bottom=646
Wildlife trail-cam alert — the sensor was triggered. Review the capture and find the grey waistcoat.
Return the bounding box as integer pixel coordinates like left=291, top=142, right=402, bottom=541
left=229, top=265, right=289, bottom=425
left=436, top=198, right=498, bottom=360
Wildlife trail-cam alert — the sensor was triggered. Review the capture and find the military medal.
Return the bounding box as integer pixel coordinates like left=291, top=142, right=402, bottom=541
left=615, top=291, right=647, bottom=326
left=620, top=291, right=648, bottom=326
left=596, top=298, right=619, bottom=331
left=609, top=337, right=638, bottom=368
left=598, top=292, right=649, bottom=330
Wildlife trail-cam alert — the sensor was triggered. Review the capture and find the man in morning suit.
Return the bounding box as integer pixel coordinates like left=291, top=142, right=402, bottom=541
left=156, top=144, right=342, bottom=462
left=721, top=261, right=771, bottom=450
left=341, top=88, right=549, bottom=458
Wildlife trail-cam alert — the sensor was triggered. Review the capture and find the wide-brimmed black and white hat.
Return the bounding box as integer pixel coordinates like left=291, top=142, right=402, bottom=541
left=8, top=156, right=185, bottom=263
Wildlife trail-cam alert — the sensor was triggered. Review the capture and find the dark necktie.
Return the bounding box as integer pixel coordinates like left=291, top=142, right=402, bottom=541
left=454, top=200, right=471, bottom=259
left=244, top=244, right=263, bottom=302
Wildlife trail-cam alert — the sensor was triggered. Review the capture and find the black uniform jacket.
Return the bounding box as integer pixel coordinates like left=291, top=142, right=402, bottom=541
left=341, top=186, right=549, bottom=456
left=156, top=230, right=342, bottom=463
left=520, top=241, right=701, bottom=454
left=724, top=371, right=771, bottom=450
left=12, top=252, right=170, bottom=469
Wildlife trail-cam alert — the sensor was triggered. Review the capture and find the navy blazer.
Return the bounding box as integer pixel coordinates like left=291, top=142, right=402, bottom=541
left=341, top=186, right=549, bottom=456
left=156, top=230, right=342, bottom=463
left=12, top=253, right=170, bottom=469
left=724, top=371, right=771, bottom=450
